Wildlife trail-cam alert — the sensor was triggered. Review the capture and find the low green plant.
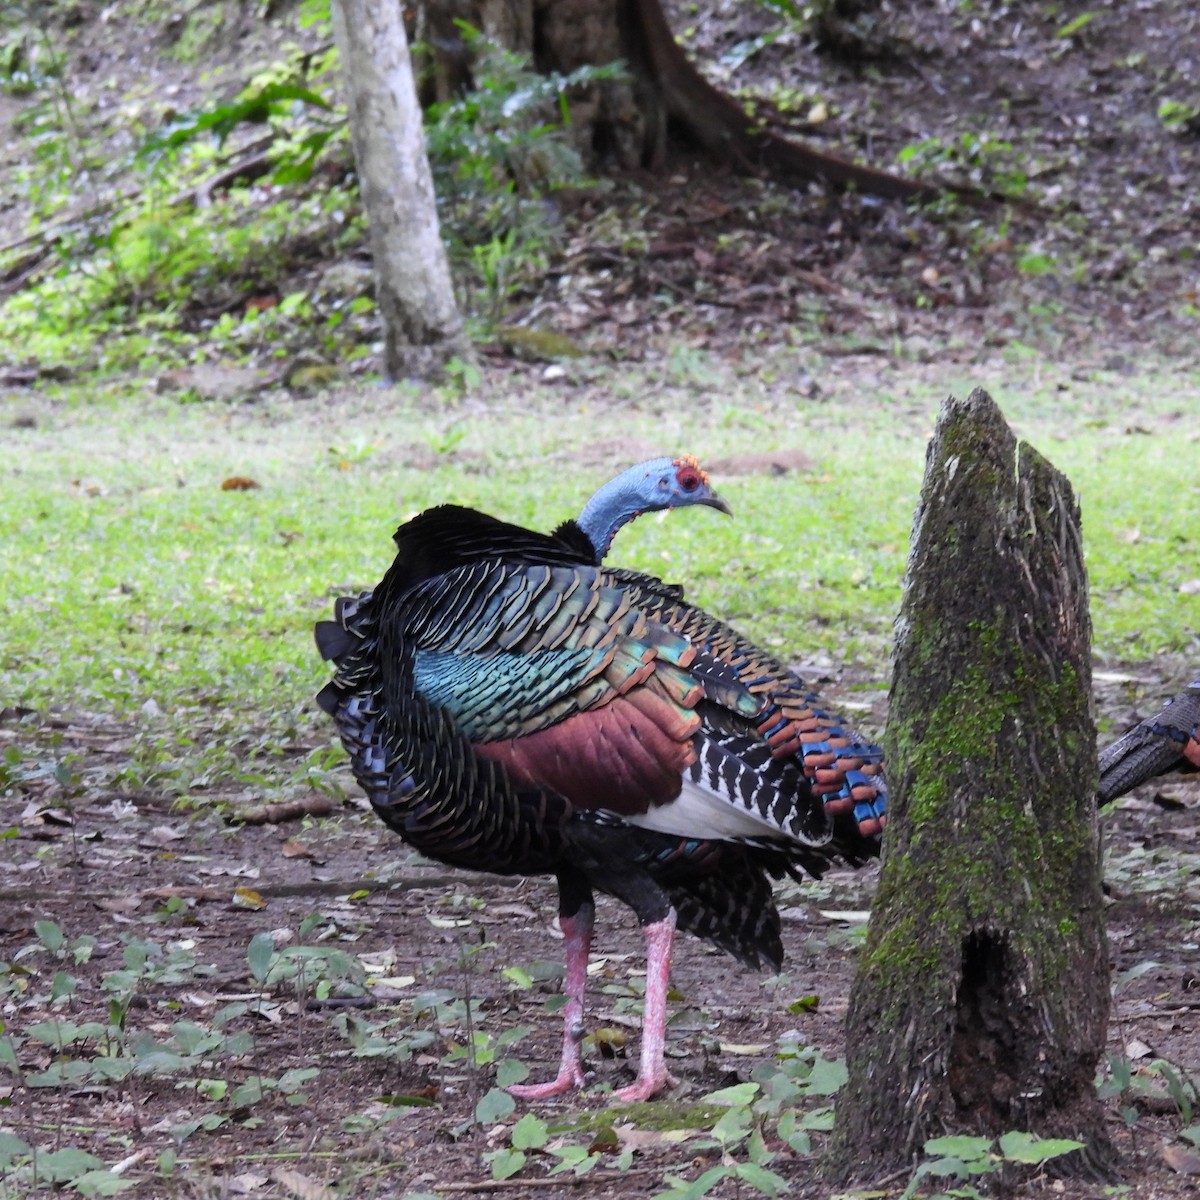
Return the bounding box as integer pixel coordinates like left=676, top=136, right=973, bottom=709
left=422, top=23, right=621, bottom=321
left=1100, top=1049, right=1200, bottom=1127
left=1016, top=249, right=1058, bottom=275
left=331, top=1008, right=436, bottom=1063
left=1158, top=98, right=1200, bottom=135
left=471, top=230, right=537, bottom=325
left=0, top=1135, right=135, bottom=1196
left=482, top=1106, right=633, bottom=1182
left=1056, top=11, right=1098, bottom=39
left=1, top=172, right=367, bottom=370
left=486, top=1111, right=550, bottom=1181
left=0, top=0, right=359, bottom=371
left=139, top=80, right=339, bottom=187
left=898, top=130, right=1029, bottom=199
left=443, top=1024, right=531, bottom=1072
left=2, top=9, right=102, bottom=227
left=8, top=933, right=232, bottom=1095
left=0, top=14, right=55, bottom=97
left=248, top=927, right=365, bottom=1003
left=715, top=0, right=808, bottom=72
left=439, top=356, right=484, bottom=399
left=754, top=0, right=808, bottom=22
left=101, top=937, right=212, bottom=1025
left=901, top=1131, right=1084, bottom=1199
left=19, top=918, right=95, bottom=967
left=423, top=423, right=468, bottom=456
left=331, top=975, right=514, bottom=1070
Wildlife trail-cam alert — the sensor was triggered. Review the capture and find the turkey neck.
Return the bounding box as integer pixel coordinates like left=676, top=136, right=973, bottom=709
left=575, top=463, right=658, bottom=558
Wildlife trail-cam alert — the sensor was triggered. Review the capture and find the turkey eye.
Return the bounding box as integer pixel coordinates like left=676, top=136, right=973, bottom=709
left=678, top=468, right=701, bottom=491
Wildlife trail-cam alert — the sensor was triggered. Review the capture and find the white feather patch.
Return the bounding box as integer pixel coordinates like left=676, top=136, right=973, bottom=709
left=614, top=777, right=788, bottom=842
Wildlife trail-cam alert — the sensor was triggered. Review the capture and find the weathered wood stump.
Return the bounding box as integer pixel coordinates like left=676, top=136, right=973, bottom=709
left=830, top=389, right=1112, bottom=1179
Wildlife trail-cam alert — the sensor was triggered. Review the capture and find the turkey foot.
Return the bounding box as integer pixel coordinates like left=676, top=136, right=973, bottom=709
left=612, top=913, right=677, bottom=1103
left=507, top=1060, right=587, bottom=1100
left=613, top=1066, right=679, bottom=1104
left=508, top=908, right=593, bottom=1101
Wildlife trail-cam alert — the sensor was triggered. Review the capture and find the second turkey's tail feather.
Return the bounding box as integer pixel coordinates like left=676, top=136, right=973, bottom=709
left=1098, top=681, right=1200, bottom=803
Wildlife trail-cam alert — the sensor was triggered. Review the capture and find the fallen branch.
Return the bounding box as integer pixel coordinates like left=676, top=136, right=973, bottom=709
left=434, top=1168, right=663, bottom=1192
left=227, top=794, right=336, bottom=826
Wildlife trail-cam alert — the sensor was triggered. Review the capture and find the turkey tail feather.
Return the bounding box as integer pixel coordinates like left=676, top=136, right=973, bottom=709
left=1098, top=682, right=1200, bottom=803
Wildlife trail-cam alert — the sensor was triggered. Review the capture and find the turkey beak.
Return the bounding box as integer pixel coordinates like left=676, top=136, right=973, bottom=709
left=702, top=492, right=733, bottom=518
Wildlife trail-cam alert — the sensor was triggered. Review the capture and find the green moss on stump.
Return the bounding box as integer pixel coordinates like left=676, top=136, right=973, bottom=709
left=832, top=389, right=1110, bottom=1178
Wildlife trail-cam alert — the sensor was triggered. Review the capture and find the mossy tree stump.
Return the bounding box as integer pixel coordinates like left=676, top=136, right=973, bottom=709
left=830, top=390, right=1112, bottom=1178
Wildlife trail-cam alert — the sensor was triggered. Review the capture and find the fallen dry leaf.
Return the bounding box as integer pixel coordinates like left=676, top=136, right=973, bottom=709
left=232, top=887, right=266, bottom=910
left=369, top=975, right=416, bottom=993
left=591, top=1026, right=630, bottom=1049
left=271, top=1168, right=336, bottom=1200
left=486, top=903, right=538, bottom=920
left=1161, top=1143, right=1200, bottom=1174
left=818, top=909, right=871, bottom=923
left=23, top=808, right=74, bottom=832
left=1152, top=791, right=1188, bottom=811
left=198, top=864, right=260, bottom=878
left=614, top=1123, right=695, bottom=1151
left=145, top=824, right=184, bottom=843
left=226, top=1172, right=270, bottom=1194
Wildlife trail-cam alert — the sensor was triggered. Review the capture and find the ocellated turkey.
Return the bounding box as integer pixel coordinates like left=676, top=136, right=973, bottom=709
left=314, top=457, right=887, bottom=1101
left=1098, top=680, right=1200, bottom=803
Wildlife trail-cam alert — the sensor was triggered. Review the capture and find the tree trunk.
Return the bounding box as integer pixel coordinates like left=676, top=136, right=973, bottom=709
left=830, top=390, right=1112, bottom=1180
left=332, top=0, right=467, bottom=380
left=416, top=0, right=933, bottom=200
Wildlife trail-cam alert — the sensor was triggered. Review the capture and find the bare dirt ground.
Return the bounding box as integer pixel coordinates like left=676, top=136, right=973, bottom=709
left=503, top=0, right=1200, bottom=368
left=4, top=681, right=1200, bottom=1199
left=3, top=0, right=1200, bottom=1196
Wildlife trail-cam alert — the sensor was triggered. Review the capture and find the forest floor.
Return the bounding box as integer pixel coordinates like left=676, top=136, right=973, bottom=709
left=2, top=0, right=1200, bottom=1197
left=3, top=717, right=1200, bottom=1199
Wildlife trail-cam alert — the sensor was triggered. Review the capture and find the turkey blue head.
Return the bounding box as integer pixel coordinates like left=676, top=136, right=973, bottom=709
left=574, top=455, right=732, bottom=559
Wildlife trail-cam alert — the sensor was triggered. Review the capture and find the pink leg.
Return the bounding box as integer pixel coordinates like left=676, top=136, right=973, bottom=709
left=614, top=910, right=678, bottom=1103
left=508, top=907, right=594, bottom=1100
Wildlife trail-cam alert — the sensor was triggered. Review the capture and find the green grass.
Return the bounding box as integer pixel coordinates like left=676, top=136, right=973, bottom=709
left=1, top=358, right=1197, bottom=806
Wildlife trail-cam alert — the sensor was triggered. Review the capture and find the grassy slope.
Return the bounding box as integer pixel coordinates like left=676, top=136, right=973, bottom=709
left=1, top=353, right=1197, bottom=804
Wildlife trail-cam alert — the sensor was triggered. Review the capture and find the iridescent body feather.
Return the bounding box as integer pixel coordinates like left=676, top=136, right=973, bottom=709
left=315, top=457, right=887, bottom=1100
